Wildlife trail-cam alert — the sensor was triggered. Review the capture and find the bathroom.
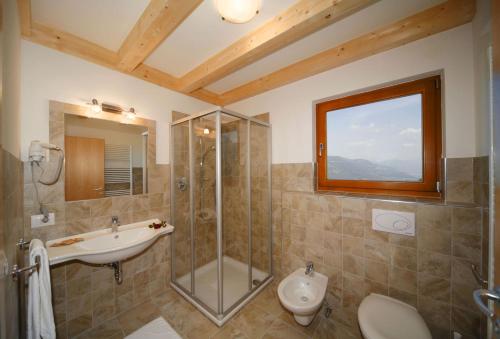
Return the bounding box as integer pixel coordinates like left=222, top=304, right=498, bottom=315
left=0, top=0, right=498, bottom=338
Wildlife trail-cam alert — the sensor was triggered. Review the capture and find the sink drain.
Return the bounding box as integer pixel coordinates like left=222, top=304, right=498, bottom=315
left=301, top=296, right=309, bottom=302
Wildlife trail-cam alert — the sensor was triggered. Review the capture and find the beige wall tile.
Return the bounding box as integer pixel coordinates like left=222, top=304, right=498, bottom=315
left=452, top=282, right=476, bottom=310
left=417, top=227, right=451, bottom=255
left=65, top=201, right=91, bottom=219
left=365, top=259, right=388, bottom=284
left=341, top=198, right=366, bottom=220
left=452, top=307, right=481, bottom=338
left=343, top=236, right=364, bottom=257
left=390, top=245, right=417, bottom=271
left=447, top=181, right=474, bottom=204
left=364, top=239, right=390, bottom=263
left=417, top=204, right=451, bottom=230
left=418, top=297, right=451, bottom=337
left=66, top=275, right=91, bottom=299
left=342, top=217, right=365, bottom=237
left=418, top=274, right=450, bottom=302
left=389, top=267, right=417, bottom=294
left=67, top=314, right=92, bottom=338
left=452, top=233, right=481, bottom=262
left=452, top=207, right=481, bottom=235
left=343, top=254, right=365, bottom=277
left=364, top=225, right=389, bottom=243
left=66, top=294, right=91, bottom=321
left=389, top=233, right=416, bottom=248
left=389, top=287, right=417, bottom=307
left=451, top=258, right=477, bottom=286
left=418, top=250, right=451, bottom=278
left=447, top=158, right=473, bottom=182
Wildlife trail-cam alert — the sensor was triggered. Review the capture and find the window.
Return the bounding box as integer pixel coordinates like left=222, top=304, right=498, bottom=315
left=316, top=76, right=442, bottom=198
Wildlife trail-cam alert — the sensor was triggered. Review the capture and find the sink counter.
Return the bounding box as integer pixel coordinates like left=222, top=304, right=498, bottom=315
left=46, top=219, right=174, bottom=265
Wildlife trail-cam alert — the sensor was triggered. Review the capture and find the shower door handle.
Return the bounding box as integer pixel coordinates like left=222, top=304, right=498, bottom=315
left=473, top=287, right=500, bottom=331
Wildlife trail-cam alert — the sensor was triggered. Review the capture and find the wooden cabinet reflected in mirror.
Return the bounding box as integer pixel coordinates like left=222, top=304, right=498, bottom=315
left=64, top=114, right=148, bottom=201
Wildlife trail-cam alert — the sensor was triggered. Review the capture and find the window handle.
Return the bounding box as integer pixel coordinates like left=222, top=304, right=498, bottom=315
left=319, top=143, right=324, bottom=157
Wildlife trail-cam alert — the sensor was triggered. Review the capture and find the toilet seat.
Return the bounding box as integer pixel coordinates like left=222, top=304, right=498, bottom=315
left=358, top=294, right=432, bottom=339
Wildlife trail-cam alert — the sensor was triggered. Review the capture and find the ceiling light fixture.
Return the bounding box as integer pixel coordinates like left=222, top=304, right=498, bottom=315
left=216, top=0, right=261, bottom=24
left=203, top=128, right=210, bottom=135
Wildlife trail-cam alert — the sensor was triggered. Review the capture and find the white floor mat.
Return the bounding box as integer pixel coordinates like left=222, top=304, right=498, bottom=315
left=125, top=317, right=182, bottom=339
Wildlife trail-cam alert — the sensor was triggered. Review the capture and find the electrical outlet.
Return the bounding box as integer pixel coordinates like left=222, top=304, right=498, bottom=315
left=31, top=213, right=55, bottom=228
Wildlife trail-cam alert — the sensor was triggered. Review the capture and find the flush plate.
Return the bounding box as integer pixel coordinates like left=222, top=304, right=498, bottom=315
left=372, top=209, right=415, bottom=236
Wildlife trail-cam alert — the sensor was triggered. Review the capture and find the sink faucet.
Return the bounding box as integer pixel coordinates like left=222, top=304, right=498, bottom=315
left=111, top=216, right=120, bottom=233
left=305, top=261, right=314, bottom=276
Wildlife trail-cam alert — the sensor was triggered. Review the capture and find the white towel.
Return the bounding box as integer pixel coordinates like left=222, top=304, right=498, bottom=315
left=27, top=239, right=56, bottom=339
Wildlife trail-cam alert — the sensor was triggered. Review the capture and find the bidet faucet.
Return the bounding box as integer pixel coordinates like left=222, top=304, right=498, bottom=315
left=305, top=261, right=314, bottom=276
left=111, top=216, right=120, bottom=233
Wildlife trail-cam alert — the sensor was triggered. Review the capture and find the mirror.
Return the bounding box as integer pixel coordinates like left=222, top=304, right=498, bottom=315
left=64, top=114, right=148, bottom=201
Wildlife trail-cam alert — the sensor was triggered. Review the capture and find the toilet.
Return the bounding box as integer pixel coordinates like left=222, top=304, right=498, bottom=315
left=358, top=294, right=432, bottom=339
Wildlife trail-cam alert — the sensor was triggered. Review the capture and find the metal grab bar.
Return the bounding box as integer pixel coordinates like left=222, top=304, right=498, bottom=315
left=473, top=289, right=499, bottom=318
left=10, top=255, right=40, bottom=281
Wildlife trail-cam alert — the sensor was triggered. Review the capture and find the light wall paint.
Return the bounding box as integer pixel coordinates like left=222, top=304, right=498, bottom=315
left=472, top=0, right=491, bottom=156
left=227, top=24, right=476, bottom=164
left=20, top=41, right=215, bottom=163
left=2, top=0, right=22, bottom=157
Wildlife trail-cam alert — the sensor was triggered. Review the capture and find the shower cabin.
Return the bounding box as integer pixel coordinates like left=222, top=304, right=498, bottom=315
left=170, top=109, right=272, bottom=325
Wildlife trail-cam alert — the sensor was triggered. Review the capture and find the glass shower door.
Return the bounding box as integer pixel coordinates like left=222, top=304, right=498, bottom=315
left=220, top=113, right=250, bottom=313
left=250, top=121, right=272, bottom=285
left=170, top=110, right=272, bottom=324
left=191, top=114, right=219, bottom=311
left=171, top=121, right=192, bottom=293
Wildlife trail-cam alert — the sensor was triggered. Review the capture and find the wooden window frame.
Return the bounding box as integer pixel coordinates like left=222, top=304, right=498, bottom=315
left=315, top=75, right=442, bottom=199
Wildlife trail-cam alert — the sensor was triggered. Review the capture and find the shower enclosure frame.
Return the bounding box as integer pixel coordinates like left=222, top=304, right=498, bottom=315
left=169, top=108, right=273, bottom=326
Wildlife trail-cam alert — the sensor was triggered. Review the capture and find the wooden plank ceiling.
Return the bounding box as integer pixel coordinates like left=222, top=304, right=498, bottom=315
left=17, top=0, right=475, bottom=106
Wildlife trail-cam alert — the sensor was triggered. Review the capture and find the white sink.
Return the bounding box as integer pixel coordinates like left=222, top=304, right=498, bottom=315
left=46, top=219, right=174, bottom=265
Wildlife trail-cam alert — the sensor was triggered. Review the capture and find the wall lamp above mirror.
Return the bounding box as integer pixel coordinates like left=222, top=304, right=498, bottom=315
left=87, top=98, right=137, bottom=120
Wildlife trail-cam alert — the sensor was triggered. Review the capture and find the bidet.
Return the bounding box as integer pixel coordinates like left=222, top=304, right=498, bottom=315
left=277, top=267, right=328, bottom=326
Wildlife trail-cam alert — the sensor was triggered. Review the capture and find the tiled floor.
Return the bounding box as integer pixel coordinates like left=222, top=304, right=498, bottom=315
left=74, top=282, right=361, bottom=339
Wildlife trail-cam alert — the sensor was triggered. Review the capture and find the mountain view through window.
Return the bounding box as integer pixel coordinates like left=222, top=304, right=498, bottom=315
left=326, top=94, right=423, bottom=182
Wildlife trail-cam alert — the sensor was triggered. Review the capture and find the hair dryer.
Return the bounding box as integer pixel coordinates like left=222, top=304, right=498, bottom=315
left=29, top=140, right=65, bottom=222
left=29, top=140, right=64, bottom=185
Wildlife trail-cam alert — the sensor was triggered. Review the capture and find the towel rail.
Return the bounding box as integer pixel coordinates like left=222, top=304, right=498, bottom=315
left=16, top=237, right=31, bottom=250
left=12, top=238, right=41, bottom=281
left=10, top=255, right=40, bottom=281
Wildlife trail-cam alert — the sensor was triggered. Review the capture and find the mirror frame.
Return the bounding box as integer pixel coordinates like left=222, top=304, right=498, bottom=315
left=49, top=100, right=157, bottom=201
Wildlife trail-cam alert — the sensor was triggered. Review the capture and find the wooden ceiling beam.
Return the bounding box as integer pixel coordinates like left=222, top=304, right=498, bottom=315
left=25, top=23, right=222, bottom=105
left=17, top=0, right=32, bottom=36
left=29, top=23, right=119, bottom=68
left=117, top=0, right=202, bottom=72
left=219, top=0, right=476, bottom=106
left=178, top=0, right=377, bottom=93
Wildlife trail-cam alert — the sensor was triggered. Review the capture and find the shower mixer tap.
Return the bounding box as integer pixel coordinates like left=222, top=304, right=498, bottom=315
left=176, top=177, right=187, bottom=191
